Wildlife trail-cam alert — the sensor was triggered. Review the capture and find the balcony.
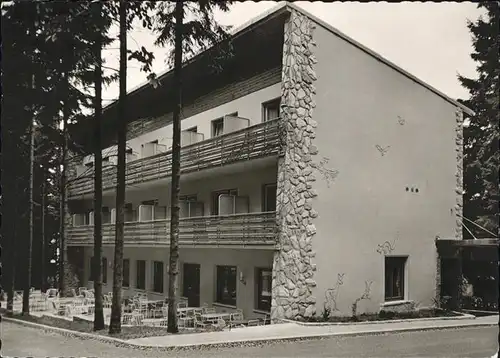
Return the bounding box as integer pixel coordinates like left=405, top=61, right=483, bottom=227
left=68, top=119, right=280, bottom=197
left=67, top=212, right=277, bottom=248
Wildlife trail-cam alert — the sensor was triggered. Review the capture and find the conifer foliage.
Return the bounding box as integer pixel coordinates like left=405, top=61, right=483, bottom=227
left=459, top=2, right=499, bottom=238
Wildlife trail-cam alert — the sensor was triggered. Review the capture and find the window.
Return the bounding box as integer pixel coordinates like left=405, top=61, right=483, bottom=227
left=262, top=184, right=277, bottom=212
left=123, top=259, right=130, bottom=287
left=102, top=257, right=108, bottom=284
left=216, top=265, right=237, bottom=306
left=256, top=268, right=272, bottom=311
left=212, top=118, right=224, bottom=137
left=262, top=98, right=281, bottom=122
left=385, top=256, right=407, bottom=301
left=136, top=260, right=146, bottom=290
left=211, top=189, right=238, bottom=215
left=152, top=261, right=164, bottom=293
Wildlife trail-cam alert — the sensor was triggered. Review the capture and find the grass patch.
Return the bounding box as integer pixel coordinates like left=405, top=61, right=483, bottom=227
left=1, top=308, right=201, bottom=340
left=304, top=308, right=462, bottom=323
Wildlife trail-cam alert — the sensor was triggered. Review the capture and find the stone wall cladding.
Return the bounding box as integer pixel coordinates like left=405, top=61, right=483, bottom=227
left=271, top=10, right=319, bottom=321
left=455, top=109, right=464, bottom=240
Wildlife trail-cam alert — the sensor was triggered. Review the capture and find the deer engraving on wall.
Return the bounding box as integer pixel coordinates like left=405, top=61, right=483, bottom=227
left=324, top=273, right=345, bottom=313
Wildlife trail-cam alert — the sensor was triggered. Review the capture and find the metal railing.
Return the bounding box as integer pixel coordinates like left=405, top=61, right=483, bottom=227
left=68, top=119, right=280, bottom=197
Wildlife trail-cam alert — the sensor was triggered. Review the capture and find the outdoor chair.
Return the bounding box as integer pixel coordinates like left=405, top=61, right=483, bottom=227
left=159, top=318, right=168, bottom=327
left=46, top=288, right=58, bottom=298
left=247, top=319, right=260, bottom=326
left=162, top=305, right=169, bottom=317
left=132, top=313, right=145, bottom=326
left=103, top=295, right=112, bottom=308
left=151, top=302, right=164, bottom=318
left=122, top=313, right=134, bottom=325
left=177, top=301, right=188, bottom=309
left=212, top=318, right=227, bottom=331
left=193, top=313, right=209, bottom=329
left=52, top=301, right=66, bottom=316
left=77, top=287, right=87, bottom=296
left=178, top=311, right=194, bottom=328
left=230, top=311, right=244, bottom=321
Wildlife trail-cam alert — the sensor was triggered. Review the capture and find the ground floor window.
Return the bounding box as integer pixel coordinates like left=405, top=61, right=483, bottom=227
left=216, top=265, right=237, bottom=306
left=123, top=259, right=130, bottom=287
left=152, top=261, right=164, bottom=293
left=256, top=268, right=272, bottom=311
left=102, top=257, right=108, bottom=284
left=136, top=260, right=146, bottom=290
left=385, top=256, right=407, bottom=301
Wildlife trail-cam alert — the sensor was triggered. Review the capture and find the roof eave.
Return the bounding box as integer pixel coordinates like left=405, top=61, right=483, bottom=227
left=101, top=2, right=291, bottom=115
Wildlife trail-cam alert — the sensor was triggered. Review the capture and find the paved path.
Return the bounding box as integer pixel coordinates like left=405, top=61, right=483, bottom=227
left=1, top=322, right=498, bottom=357
left=128, top=315, right=499, bottom=347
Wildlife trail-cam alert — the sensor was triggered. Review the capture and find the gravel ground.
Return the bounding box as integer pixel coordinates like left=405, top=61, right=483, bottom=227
left=1, top=321, right=498, bottom=357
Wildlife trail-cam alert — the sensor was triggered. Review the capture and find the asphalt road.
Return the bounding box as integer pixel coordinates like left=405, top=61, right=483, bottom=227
left=1, top=321, right=498, bottom=357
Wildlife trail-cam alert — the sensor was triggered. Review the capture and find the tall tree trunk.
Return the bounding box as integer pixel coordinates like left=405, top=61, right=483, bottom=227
left=41, top=170, right=46, bottom=292
left=109, top=0, right=127, bottom=334
left=59, top=70, right=69, bottom=297
left=93, top=0, right=105, bottom=331
left=22, top=75, right=35, bottom=315
left=2, top=129, right=16, bottom=315
left=167, top=1, right=184, bottom=334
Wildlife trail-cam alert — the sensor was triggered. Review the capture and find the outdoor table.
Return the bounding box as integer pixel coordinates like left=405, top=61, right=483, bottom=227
left=229, top=319, right=249, bottom=327
left=142, top=318, right=167, bottom=327
left=201, top=312, right=231, bottom=323
left=177, top=307, right=198, bottom=314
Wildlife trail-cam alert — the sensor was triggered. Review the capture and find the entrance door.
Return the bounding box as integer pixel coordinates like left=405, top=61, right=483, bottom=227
left=182, top=263, right=201, bottom=307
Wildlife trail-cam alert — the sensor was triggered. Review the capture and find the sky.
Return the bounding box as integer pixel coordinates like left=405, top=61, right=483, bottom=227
left=101, top=1, right=485, bottom=106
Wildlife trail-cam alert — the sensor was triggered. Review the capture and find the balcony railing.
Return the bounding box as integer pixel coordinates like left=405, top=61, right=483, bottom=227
left=68, top=119, right=280, bottom=197
left=67, top=212, right=277, bottom=247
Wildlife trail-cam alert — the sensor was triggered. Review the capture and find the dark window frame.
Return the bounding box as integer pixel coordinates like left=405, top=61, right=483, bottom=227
left=384, top=256, right=407, bottom=301
left=262, top=183, right=277, bottom=212
left=256, top=267, right=272, bottom=312
left=211, top=118, right=224, bottom=137
left=215, top=265, right=237, bottom=306
left=136, top=260, right=146, bottom=290
left=262, top=98, right=281, bottom=122
left=211, top=188, right=238, bottom=215
left=152, top=261, right=164, bottom=293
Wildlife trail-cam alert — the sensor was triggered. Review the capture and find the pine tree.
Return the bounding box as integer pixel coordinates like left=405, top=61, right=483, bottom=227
left=153, top=0, right=233, bottom=333
left=458, top=2, right=499, bottom=238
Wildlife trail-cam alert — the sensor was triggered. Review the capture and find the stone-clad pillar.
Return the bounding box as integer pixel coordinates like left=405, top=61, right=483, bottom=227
left=271, top=10, right=319, bottom=321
